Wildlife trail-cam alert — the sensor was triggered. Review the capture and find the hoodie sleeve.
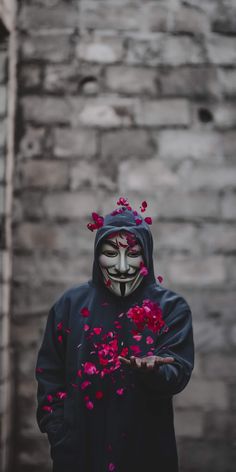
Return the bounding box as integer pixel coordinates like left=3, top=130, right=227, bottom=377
left=35, top=303, right=67, bottom=433
left=134, top=302, right=194, bottom=396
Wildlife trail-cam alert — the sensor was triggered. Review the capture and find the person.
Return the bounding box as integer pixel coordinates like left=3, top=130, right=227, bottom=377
left=35, top=198, right=194, bottom=472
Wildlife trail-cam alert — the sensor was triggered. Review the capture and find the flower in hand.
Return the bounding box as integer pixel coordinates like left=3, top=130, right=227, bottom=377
left=118, top=355, right=175, bottom=371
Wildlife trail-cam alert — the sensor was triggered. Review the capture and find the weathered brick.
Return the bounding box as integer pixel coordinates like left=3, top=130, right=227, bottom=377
left=153, top=222, right=198, bottom=253
left=21, top=34, right=73, bottom=63
left=141, top=2, right=169, bottom=33
left=167, top=255, right=226, bottom=287
left=119, top=159, right=179, bottom=193
left=221, top=192, right=236, bottom=220
left=44, top=62, right=102, bottom=94
left=101, top=129, right=154, bottom=161
left=105, top=66, right=158, bottom=95
left=79, top=0, right=141, bottom=31
left=70, top=96, right=136, bottom=128
left=0, top=120, right=6, bottom=149
left=53, top=128, right=97, bottom=159
left=0, top=155, right=5, bottom=182
left=0, top=86, right=7, bottom=117
left=161, top=36, right=205, bottom=65
left=184, top=166, right=236, bottom=191
left=76, top=36, right=124, bottom=64
left=21, top=97, right=71, bottom=124
left=222, top=131, right=236, bottom=161
left=214, top=103, right=236, bottom=130
left=174, top=410, right=204, bottom=438
left=135, top=99, right=190, bottom=127
left=19, top=65, right=42, bottom=91
left=19, top=160, right=69, bottom=189
left=173, top=6, right=209, bottom=34
left=43, top=191, right=100, bottom=219
left=199, top=223, right=236, bottom=253
left=18, top=127, right=45, bottom=159
left=207, top=34, right=236, bottom=65
left=174, top=378, right=229, bottom=410
left=193, top=320, right=226, bottom=352
left=157, top=130, right=223, bottom=161
left=212, top=8, right=236, bottom=34
left=159, top=66, right=220, bottom=98
left=203, top=353, right=236, bottom=380
left=204, top=411, right=235, bottom=440
left=12, top=282, right=69, bottom=317
left=219, top=69, right=236, bottom=97
left=125, top=34, right=163, bottom=66
left=19, top=4, right=78, bottom=31
left=0, top=51, right=7, bottom=84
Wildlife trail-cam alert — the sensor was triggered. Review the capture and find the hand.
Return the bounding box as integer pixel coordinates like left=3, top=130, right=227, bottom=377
left=118, top=355, right=175, bottom=371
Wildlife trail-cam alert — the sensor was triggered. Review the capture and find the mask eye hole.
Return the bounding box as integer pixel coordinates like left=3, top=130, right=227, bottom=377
left=102, top=250, right=118, bottom=257
left=127, top=250, right=142, bottom=257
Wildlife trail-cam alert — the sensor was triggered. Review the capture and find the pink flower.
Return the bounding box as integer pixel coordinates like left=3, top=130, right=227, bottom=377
left=140, top=200, right=148, bottom=212
left=57, top=321, right=63, bottom=331
left=46, top=394, right=53, bottom=402
left=135, top=218, right=142, bottom=225
left=56, top=391, right=67, bottom=399
left=117, top=197, right=130, bottom=207
left=139, top=261, right=148, bottom=276
left=42, top=405, right=53, bottom=413
left=86, top=400, right=94, bottom=410
left=81, top=380, right=91, bottom=390
left=84, top=362, right=98, bottom=375
left=81, top=307, right=90, bottom=317
left=95, top=391, right=104, bottom=400
left=93, top=327, right=102, bottom=335
left=144, top=217, right=152, bottom=225
left=146, top=336, right=154, bottom=345
left=116, top=388, right=124, bottom=396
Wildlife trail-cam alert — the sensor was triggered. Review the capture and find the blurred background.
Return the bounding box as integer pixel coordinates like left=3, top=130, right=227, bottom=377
left=0, top=0, right=236, bottom=471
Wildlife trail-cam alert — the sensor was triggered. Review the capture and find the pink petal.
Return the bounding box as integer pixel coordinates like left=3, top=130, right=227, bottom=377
left=86, top=400, right=94, bottom=410
left=116, top=388, right=124, bottom=395
left=57, top=321, right=63, bottom=331
left=144, top=216, right=152, bottom=225
left=157, top=275, right=163, bottom=283
left=42, top=405, right=53, bottom=413
left=146, top=336, right=154, bottom=345
left=81, top=307, right=90, bottom=317
left=81, top=380, right=91, bottom=390
left=135, top=218, right=142, bottom=225
left=95, top=391, right=104, bottom=400
left=58, top=335, right=63, bottom=343
left=84, top=324, right=90, bottom=331
left=46, top=394, right=53, bottom=402
left=93, top=327, right=102, bottom=335
left=108, top=462, right=115, bottom=471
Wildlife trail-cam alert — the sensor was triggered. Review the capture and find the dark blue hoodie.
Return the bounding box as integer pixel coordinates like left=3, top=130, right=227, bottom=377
left=35, top=208, right=194, bottom=472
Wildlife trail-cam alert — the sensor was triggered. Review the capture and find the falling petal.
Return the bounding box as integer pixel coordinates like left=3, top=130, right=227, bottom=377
left=146, top=336, right=154, bottom=345
left=81, top=307, right=90, bottom=317
left=95, top=391, right=104, bottom=400
left=144, top=216, right=152, bottom=225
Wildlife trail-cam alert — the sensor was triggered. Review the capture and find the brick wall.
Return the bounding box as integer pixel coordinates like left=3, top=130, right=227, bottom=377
left=12, top=1, right=236, bottom=471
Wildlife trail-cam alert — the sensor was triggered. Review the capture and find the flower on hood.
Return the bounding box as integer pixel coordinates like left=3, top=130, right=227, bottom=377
left=87, top=212, right=104, bottom=231
left=135, top=218, right=142, bottom=225
left=117, top=197, right=131, bottom=209
left=144, top=216, right=152, bottom=225
left=157, top=275, right=163, bottom=283
left=140, top=201, right=147, bottom=212
left=139, top=261, right=148, bottom=276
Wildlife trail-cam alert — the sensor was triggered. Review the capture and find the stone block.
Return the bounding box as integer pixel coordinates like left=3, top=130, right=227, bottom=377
left=19, top=65, right=42, bottom=90
left=12, top=282, right=69, bottom=317
left=192, top=320, right=226, bottom=352
left=221, top=192, right=236, bottom=220
left=207, top=34, right=236, bottom=65
left=157, top=130, right=223, bottom=161
left=214, top=103, right=236, bottom=129
left=119, top=158, right=179, bottom=193
left=101, top=129, right=154, bottom=161
left=219, top=69, right=236, bottom=97
left=153, top=222, right=198, bottom=253
left=174, top=409, right=204, bottom=438
left=204, top=411, right=235, bottom=440
left=174, top=378, right=229, bottom=411
left=161, top=36, right=204, bottom=65
left=159, top=66, right=220, bottom=98
left=43, top=190, right=100, bottom=219
left=135, top=99, right=190, bottom=127
left=79, top=0, right=141, bottom=31
left=105, top=66, right=158, bottom=95
left=0, top=120, right=6, bottom=149
left=178, top=438, right=234, bottom=472
left=184, top=166, right=236, bottom=191
left=125, top=34, right=163, bottom=66
left=199, top=223, right=236, bottom=254
left=21, top=97, right=71, bottom=124
left=53, top=127, right=97, bottom=159
left=203, top=353, right=236, bottom=380
left=19, top=3, right=78, bottom=31
left=76, top=36, right=124, bottom=64
left=0, top=86, right=7, bottom=117
left=18, top=127, right=45, bottom=159
left=69, top=161, right=99, bottom=190
left=0, top=155, right=5, bottom=182
left=212, top=8, right=236, bottom=34
left=70, top=96, right=136, bottom=128
left=172, top=6, right=209, bottom=34
left=140, top=2, right=169, bottom=33
left=19, top=160, right=69, bottom=189
left=44, top=62, right=101, bottom=94
left=21, top=34, right=73, bottom=63
left=167, top=255, right=226, bottom=287
left=0, top=51, right=7, bottom=84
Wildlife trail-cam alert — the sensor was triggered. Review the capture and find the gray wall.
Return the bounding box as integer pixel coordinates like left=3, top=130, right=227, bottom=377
left=12, top=1, right=236, bottom=471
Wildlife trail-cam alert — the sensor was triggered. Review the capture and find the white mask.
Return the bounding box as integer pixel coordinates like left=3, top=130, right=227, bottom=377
left=98, top=231, right=144, bottom=297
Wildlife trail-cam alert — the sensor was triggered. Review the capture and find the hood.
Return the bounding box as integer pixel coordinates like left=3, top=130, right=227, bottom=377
left=92, top=208, right=156, bottom=293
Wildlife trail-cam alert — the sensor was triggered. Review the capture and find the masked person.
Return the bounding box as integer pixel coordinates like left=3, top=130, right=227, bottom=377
left=35, top=199, right=194, bottom=472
